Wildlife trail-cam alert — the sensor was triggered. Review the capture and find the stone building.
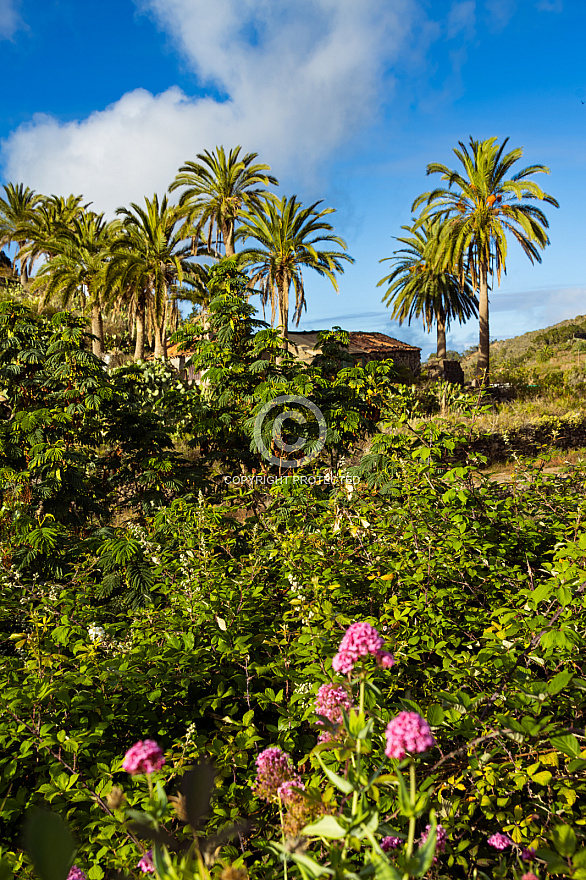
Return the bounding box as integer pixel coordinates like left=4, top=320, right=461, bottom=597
left=286, top=330, right=421, bottom=374
left=163, top=330, right=421, bottom=382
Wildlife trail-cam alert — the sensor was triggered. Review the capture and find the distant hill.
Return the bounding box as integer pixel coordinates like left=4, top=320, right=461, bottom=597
left=460, top=314, right=586, bottom=381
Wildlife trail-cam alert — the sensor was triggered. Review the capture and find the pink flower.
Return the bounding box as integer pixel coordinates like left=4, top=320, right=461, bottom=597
left=332, top=622, right=394, bottom=675
left=421, top=823, right=447, bottom=853
left=254, top=747, right=297, bottom=801
left=121, top=740, right=165, bottom=775
left=522, top=847, right=536, bottom=861
left=488, top=833, right=512, bottom=851
left=137, top=850, right=155, bottom=874
left=381, top=836, right=402, bottom=852
left=376, top=650, right=395, bottom=669
left=67, top=869, right=87, bottom=880
left=277, top=779, right=305, bottom=804
left=384, top=712, right=435, bottom=760
left=521, top=874, right=539, bottom=880
left=332, top=651, right=355, bottom=674
left=315, top=683, right=353, bottom=740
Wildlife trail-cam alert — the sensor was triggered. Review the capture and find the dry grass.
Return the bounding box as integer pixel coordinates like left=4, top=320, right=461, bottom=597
left=408, top=392, right=586, bottom=434
left=479, top=446, right=586, bottom=482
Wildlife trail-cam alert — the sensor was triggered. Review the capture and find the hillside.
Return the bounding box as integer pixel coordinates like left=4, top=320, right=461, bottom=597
left=460, top=313, right=586, bottom=381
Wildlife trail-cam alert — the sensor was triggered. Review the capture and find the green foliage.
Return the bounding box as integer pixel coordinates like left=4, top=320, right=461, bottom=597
left=0, top=445, right=585, bottom=878
left=0, top=268, right=585, bottom=880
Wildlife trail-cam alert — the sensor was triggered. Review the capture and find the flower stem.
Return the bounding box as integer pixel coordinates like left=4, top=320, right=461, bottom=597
left=278, top=793, right=288, bottom=880
left=351, top=676, right=366, bottom=820
left=403, top=761, right=417, bottom=880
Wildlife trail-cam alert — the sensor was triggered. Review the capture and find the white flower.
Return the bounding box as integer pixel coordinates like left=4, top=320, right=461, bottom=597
left=88, top=624, right=106, bottom=642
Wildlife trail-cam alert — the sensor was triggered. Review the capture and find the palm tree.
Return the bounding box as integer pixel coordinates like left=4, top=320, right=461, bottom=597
left=19, top=193, right=88, bottom=286
left=169, top=146, right=278, bottom=257
left=107, top=194, right=196, bottom=360
left=30, top=211, right=116, bottom=357
left=378, top=218, right=478, bottom=359
left=413, top=136, right=558, bottom=382
left=0, top=183, right=42, bottom=285
left=236, top=195, right=353, bottom=346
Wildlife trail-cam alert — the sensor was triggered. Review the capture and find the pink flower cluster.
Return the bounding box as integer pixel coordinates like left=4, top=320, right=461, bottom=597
left=121, top=740, right=165, bottom=775
left=137, top=850, right=155, bottom=874
left=67, top=869, right=87, bottom=880
left=315, top=683, right=353, bottom=741
left=384, top=712, right=435, bottom=760
left=521, top=874, right=539, bottom=880
left=332, top=622, right=394, bottom=675
left=254, top=747, right=298, bottom=801
left=381, top=836, right=402, bottom=852
left=487, top=832, right=512, bottom=851
left=421, top=823, right=447, bottom=853
left=277, top=779, right=305, bottom=804
left=522, top=847, right=536, bottom=861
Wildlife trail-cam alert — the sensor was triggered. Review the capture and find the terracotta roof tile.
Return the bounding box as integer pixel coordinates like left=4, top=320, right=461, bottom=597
left=348, top=331, right=420, bottom=352
left=166, top=341, right=197, bottom=357
left=287, top=330, right=420, bottom=353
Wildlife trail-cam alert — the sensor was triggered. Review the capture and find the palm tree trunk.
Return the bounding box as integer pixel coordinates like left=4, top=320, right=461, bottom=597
left=279, top=277, right=289, bottom=356
left=154, top=295, right=167, bottom=359
left=134, top=298, right=146, bottom=361
left=436, top=311, right=447, bottom=360
left=476, top=262, right=490, bottom=384
left=154, top=322, right=166, bottom=358
left=224, top=222, right=235, bottom=257
left=91, top=304, right=105, bottom=359
left=19, top=242, right=29, bottom=286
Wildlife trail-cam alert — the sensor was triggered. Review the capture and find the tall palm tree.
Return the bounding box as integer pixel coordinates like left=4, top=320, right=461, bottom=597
left=19, top=193, right=88, bottom=284
left=169, top=146, right=278, bottom=257
left=0, top=183, right=42, bottom=284
left=378, top=218, right=478, bottom=359
left=236, top=195, right=353, bottom=346
left=107, top=194, right=196, bottom=360
left=30, top=211, right=116, bottom=357
left=413, top=136, right=558, bottom=382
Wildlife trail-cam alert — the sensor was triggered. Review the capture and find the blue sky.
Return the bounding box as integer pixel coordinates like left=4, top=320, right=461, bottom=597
left=0, top=0, right=584, bottom=357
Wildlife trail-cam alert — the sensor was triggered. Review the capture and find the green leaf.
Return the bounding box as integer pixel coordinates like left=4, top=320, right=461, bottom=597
left=302, top=815, right=347, bottom=839
left=548, top=671, right=573, bottom=694
left=552, top=825, right=577, bottom=858
left=426, top=704, right=444, bottom=726
left=550, top=734, right=580, bottom=758
left=316, top=754, right=353, bottom=794
left=412, top=810, right=437, bottom=876
left=280, top=848, right=334, bottom=877
left=0, top=860, right=14, bottom=880
left=371, top=854, right=402, bottom=880
left=24, top=809, right=75, bottom=880
left=529, top=770, right=552, bottom=786
left=536, top=847, right=572, bottom=874
left=181, top=762, right=215, bottom=830
left=530, top=582, right=553, bottom=605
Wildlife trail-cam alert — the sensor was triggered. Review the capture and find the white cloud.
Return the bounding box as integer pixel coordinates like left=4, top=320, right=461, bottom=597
left=1, top=0, right=418, bottom=213
left=0, top=0, right=21, bottom=39
left=447, top=0, right=476, bottom=39
left=484, top=0, right=516, bottom=30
